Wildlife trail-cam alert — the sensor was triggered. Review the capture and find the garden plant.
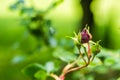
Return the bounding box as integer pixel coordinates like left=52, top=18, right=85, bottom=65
left=0, top=0, right=117, bottom=80
left=22, top=26, right=101, bottom=80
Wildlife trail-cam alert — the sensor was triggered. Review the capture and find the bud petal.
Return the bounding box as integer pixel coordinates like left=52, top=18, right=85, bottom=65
left=81, top=27, right=92, bottom=43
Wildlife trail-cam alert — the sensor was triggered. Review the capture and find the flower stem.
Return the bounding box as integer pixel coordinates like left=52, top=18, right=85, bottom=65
left=87, top=42, right=91, bottom=58
left=49, top=73, right=61, bottom=80
left=78, top=47, right=87, bottom=64
left=65, top=58, right=90, bottom=74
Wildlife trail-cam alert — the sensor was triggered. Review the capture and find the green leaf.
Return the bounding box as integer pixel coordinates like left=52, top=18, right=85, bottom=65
left=11, top=55, right=26, bottom=64
left=117, top=77, right=120, bottom=80
left=112, top=62, right=120, bottom=70
left=53, top=48, right=77, bottom=62
left=34, top=70, right=47, bottom=80
left=86, top=75, right=94, bottom=80
left=104, top=57, right=116, bottom=66
left=45, top=61, right=55, bottom=73
left=22, top=63, right=45, bottom=78
left=89, top=57, right=102, bottom=68
left=76, top=58, right=86, bottom=66
left=49, top=38, right=57, bottom=48
left=94, top=65, right=108, bottom=74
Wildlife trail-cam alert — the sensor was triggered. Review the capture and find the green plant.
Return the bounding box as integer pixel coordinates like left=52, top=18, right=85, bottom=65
left=10, top=0, right=63, bottom=49
left=22, top=25, right=101, bottom=80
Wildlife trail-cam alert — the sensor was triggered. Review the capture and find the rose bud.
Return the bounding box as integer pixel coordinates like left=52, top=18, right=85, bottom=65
left=91, top=41, right=101, bottom=55
left=81, top=28, right=92, bottom=43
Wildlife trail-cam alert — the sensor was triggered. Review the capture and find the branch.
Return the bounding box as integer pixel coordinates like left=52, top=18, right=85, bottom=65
left=49, top=73, right=61, bottom=80
left=78, top=48, right=87, bottom=64
left=64, top=57, right=91, bottom=75
left=65, top=61, right=90, bottom=74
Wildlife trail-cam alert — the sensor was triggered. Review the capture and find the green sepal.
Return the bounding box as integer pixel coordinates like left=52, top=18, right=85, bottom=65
left=91, top=40, right=101, bottom=55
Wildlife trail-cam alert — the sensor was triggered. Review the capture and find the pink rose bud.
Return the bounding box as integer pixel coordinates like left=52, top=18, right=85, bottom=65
left=81, top=28, right=92, bottom=43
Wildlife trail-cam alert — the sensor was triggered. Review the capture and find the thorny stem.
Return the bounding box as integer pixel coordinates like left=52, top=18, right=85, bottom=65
left=50, top=73, right=65, bottom=80
left=65, top=57, right=91, bottom=75
left=50, top=56, right=93, bottom=80
left=58, top=42, right=93, bottom=79
left=60, top=57, right=80, bottom=78
left=66, top=63, right=89, bottom=74
left=50, top=42, right=96, bottom=80
left=49, top=73, right=61, bottom=80
left=50, top=58, right=78, bottom=80
left=59, top=49, right=91, bottom=79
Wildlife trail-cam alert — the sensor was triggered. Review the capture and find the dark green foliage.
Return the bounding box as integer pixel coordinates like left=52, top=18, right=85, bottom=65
left=22, top=63, right=45, bottom=78
left=0, top=0, right=119, bottom=80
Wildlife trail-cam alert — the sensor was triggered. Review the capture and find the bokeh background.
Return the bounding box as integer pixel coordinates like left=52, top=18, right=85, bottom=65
left=0, top=0, right=120, bottom=80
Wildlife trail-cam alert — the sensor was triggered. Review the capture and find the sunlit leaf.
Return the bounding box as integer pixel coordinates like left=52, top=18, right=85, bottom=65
left=94, top=65, right=108, bottom=74
left=112, top=63, right=120, bottom=70
left=45, top=61, right=55, bottom=73
left=49, top=38, right=57, bottom=48
left=104, top=57, right=116, bottom=66
left=34, top=70, right=47, bottom=80
left=86, top=75, right=94, bottom=80
left=11, top=55, right=26, bottom=64
left=53, top=48, right=77, bottom=62
left=117, top=77, right=120, bottom=80
left=9, top=4, right=18, bottom=10
left=76, top=58, right=86, bottom=66
left=89, top=57, right=103, bottom=68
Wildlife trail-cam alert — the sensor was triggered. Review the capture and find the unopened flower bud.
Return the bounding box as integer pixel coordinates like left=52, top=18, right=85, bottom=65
left=91, top=41, right=101, bottom=55
left=81, top=28, right=92, bottom=43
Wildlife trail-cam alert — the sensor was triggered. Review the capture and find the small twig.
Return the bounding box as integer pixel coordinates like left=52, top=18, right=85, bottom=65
left=90, top=55, right=95, bottom=62
left=63, top=56, right=91, bottom=76
left=60, top=57, right=79, bottom=77
left=87, top=42, right=91, bottom=58
left=49, top=73, right=61, bottom=80
left=65, top=54, right=90, bottom=74
left=65, top=61, right=90, bottom=74
left=81, top=44, right=88, bottom=58
left=65, top=65, right=87, bottom=74
left=62, top=62, right=76, bottom=73
left=78, top=48, right=87, bottom=64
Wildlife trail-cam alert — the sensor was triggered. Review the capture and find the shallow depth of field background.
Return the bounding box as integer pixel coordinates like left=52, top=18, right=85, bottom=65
left=0, top=0, right=120, bottom=80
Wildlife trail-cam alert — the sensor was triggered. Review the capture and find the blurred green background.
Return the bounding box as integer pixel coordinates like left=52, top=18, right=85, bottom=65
left=0, top=0, right=120, bottom=80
